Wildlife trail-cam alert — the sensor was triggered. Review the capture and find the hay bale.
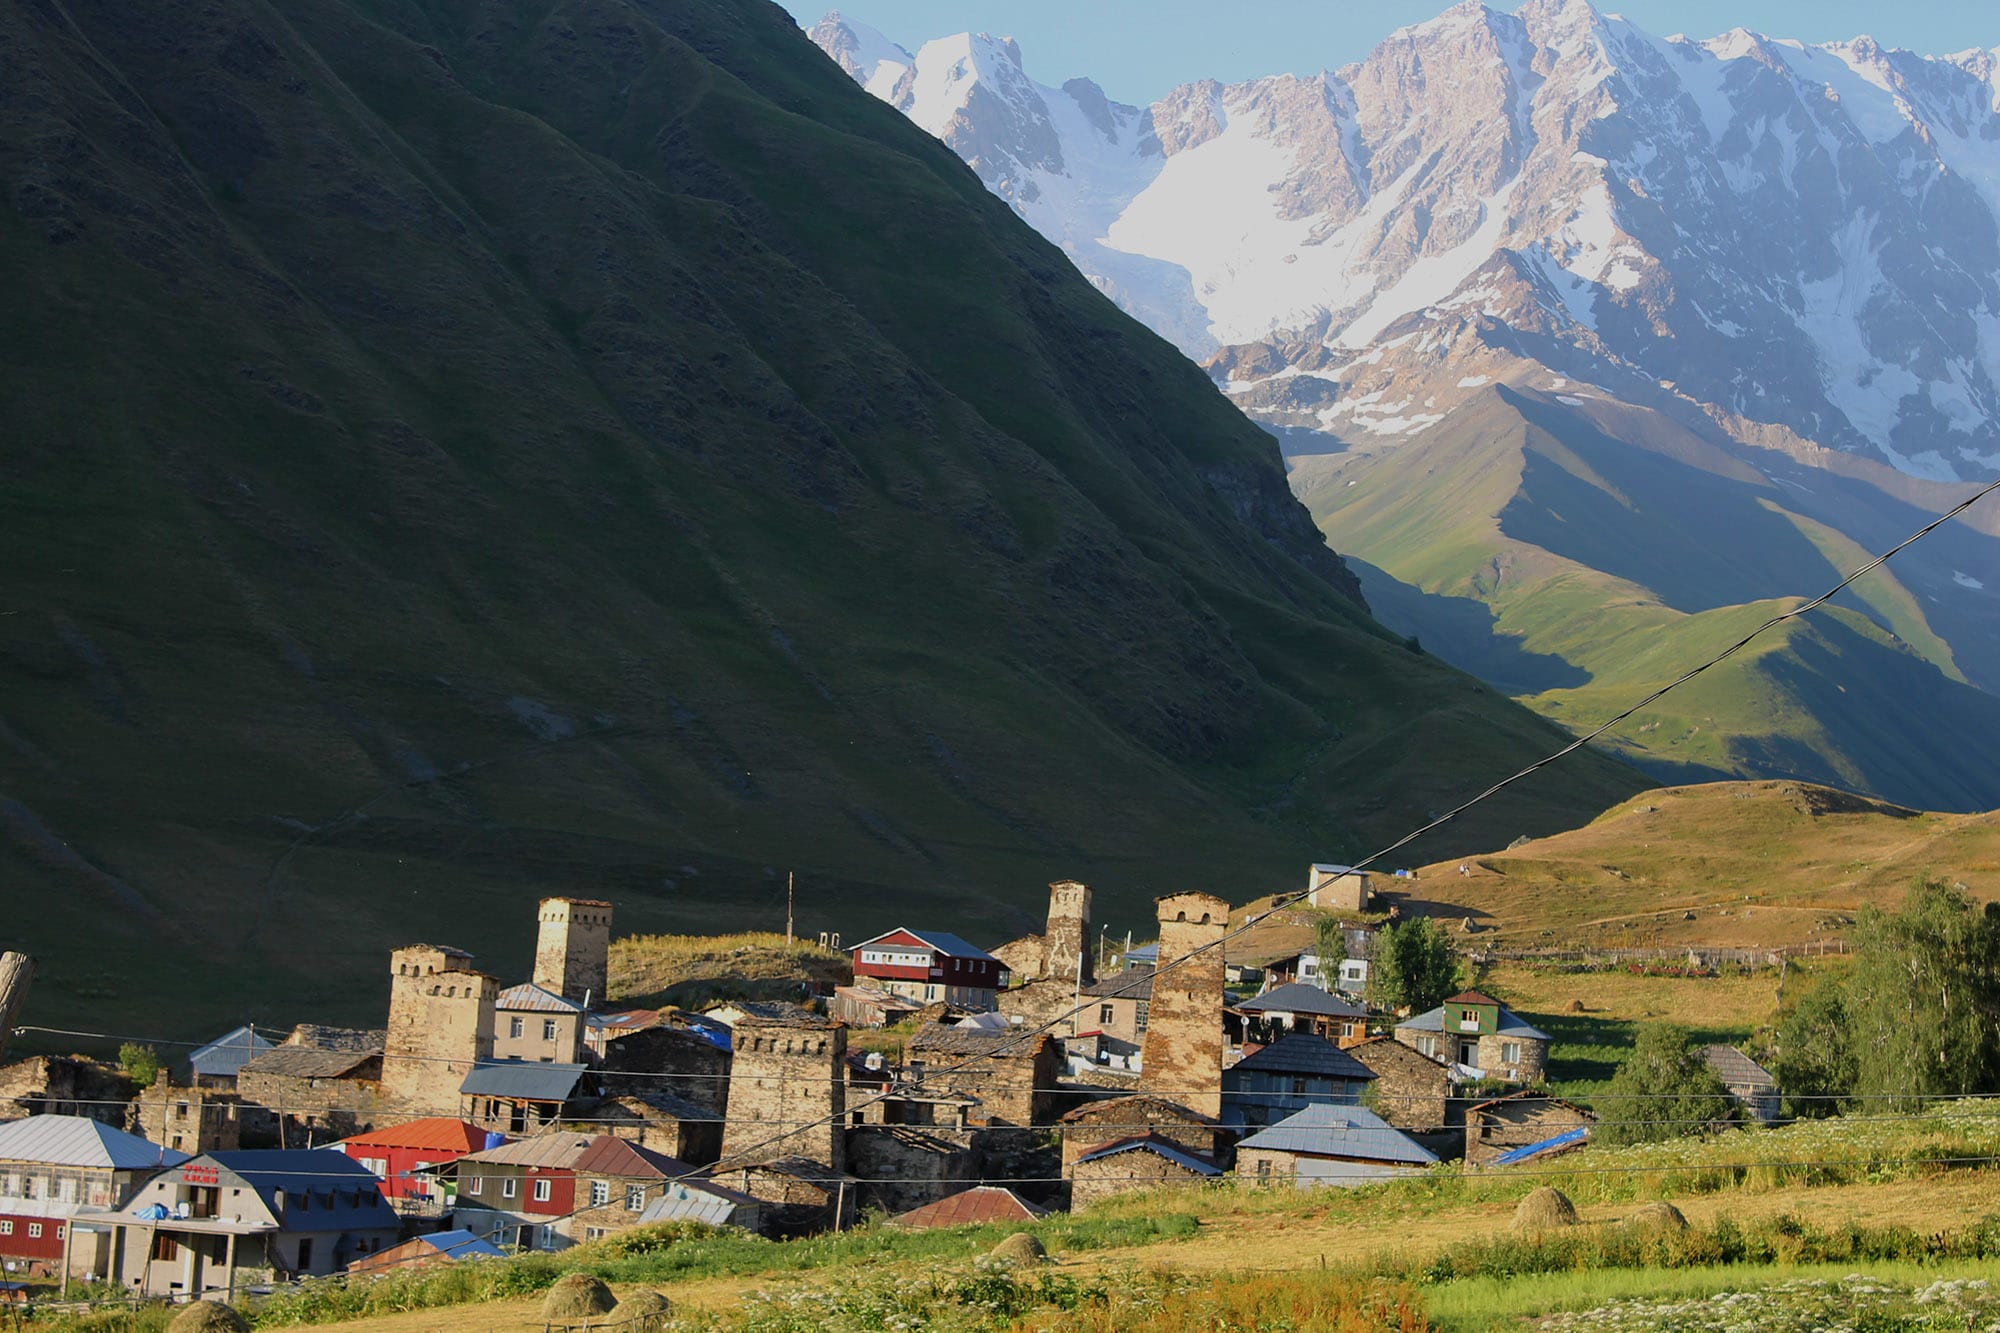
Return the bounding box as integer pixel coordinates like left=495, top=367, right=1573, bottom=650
left=1625, top=1201, right=1689, bottom=1231
left=540, top=1272, right=617, bottom=1321
left=615, top=1289, right=674, bottom=1331
left=167, top=1303, right=251, bottom=1333
left=1566, top=999, right=1585, bottom=1013
left=1511, top=1186, right=1578, bottom=1231
left=990, top=1231, right=1049, bottom=1266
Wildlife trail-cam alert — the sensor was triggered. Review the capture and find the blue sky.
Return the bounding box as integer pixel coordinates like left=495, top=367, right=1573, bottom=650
left=780, top=1, right=1993, bottom=105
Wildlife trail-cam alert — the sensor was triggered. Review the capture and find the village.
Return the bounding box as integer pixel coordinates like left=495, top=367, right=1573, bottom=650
left=0, top=867, right=1788, bottom=1309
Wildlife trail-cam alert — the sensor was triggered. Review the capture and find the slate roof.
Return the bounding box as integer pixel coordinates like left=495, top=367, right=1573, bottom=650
left=1237, top=983, right=1368, bottom=1019
left=1397, top=1005, right=1550, bottom=1041
left=1081, top=970, right=1153, bottom=1000
left=458, top=1060, right=588, bottom=1102
left=240, top=1047, right=380, bottom=1080
left=1074, top=1134, right=1222, bottom=1175
left=1228, top=1034, right=1377, bottom=1081
left=0, top=1115, right=188, bottom=1170
left=1235, top=1103, right=1437, bottom=1165
left=496, top=983, right=583, bottom=1013
left=890, top=1186, right=1047, bottom=1229
left=1701, top=1045, right=1778, bottom=1090
left=187, top=1026, right=273, bottom=1080
left=907, top=1022, right=1047, bottom=1057
left=1058, top=1094, right=1218, bottom=1127
left=286, top=1025, right=387, bottom=1052
left=337, top=1119, right=489, bottom=1154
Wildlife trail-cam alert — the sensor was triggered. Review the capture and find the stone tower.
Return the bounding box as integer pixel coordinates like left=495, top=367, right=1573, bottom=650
left=721, top=1011, right=847, bottom=1172
left=532, top=897, right=612, bottom=1006
left=1043, top=880, right=1094, bottom=985
left=1138, top=892, right=1229, bottom=1118
left=381, top=945, right=497, bottom=1113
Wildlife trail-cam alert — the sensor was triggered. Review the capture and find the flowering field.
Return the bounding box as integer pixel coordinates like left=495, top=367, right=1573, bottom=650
left=1540, top=1275, right=2000, bottom=1333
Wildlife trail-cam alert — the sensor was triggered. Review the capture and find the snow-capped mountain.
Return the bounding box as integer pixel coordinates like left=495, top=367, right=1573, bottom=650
left=811, top=2, right=2000, bottom=483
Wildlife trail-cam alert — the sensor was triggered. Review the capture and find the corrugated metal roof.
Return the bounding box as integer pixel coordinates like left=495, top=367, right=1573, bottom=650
left=197, top=1150, right=399, bottom=1230
left=850, top=927, right=999, bottom=964
left=240, top=1047, right=379, bottom=1079
left=0, top=1116, right=189, bottom=1170
left=1491, top=1126, right=1590, bottom=1165
left=1075, top=1135, right=1221, bottom=1175
left=337, top=1118, right=489, bottom=1153
left=1236, top=1104, right=1437, bottom=1164
left=458, top=1061, right=587, bottom=1102
left=1396, top=1005, right=1550, bottom=1041
left=188, top=1026, right=273, bottom=1079
left=571, top=1136, right=690, bottom=1181
left=1444, top=990, right=1504, bottom=1007
left=457, top=1133, right=596, bottom=1169
left=1229, top=1034, right=1377, bottom=1081
left=638, top=1179, right=760, bottom=1227
left=496, top=983, right=583, bottom=1013
left=416, top=1229, right=506, bottom=1259
left=890, top=1186, right=1046, bottom=1228
left=1237, top=983, right=1368, bottom=1018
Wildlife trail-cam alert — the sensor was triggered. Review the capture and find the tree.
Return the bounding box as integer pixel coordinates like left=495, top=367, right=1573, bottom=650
left=1369, top=918, right=1458, bottom=1014
left=1595, top=1022, right=1741, bottom=1146
left=1312, top=915, right=1348, bottom=992
left=1767, top=972, right=1857, bottom=1118
left=1779, top=879, right=2000, bottom=1111
left=118, top=1042, right=160, bottom=1090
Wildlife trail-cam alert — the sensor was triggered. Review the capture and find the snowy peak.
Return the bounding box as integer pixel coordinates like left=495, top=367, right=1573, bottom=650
left=807, top=12, right=911, bottom=97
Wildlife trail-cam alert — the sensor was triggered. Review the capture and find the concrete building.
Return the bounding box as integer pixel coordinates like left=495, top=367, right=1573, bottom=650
left=90, top=1150, right=398, bottom=1297
left=991, top=881, right=1094, bottom=986
left=1306, top=865, right=1374, bottom=912
left=1394, top=991, right=1550, bottom=1082
left=532, top=898, right=612, bottom=1007
left=494, top=984, right=585, bottom=1064
left=0, top=1116, right=185, bottom=1280
left=381, top=946, right=497, bottom=1114
left=1138, top=892, right=1230, bottom=1119
left=720, top=1010, right=846, bottom=1173
left=1235, top=1104, right=1437, bottom=1188
left=128, top=1075, right=241, bottom=1156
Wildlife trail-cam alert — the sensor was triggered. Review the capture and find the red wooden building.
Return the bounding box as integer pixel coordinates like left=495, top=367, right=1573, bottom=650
left=849, top=928, right=1004, bottom=1011
left=334, top=1118, right=493, bottom=1203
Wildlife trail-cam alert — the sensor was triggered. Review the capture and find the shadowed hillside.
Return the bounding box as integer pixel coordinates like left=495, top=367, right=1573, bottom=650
left=0, top=0, right=1639, bottom=1038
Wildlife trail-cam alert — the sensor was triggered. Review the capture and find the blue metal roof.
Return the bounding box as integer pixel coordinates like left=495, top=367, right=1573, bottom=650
left=1075, top=1135, right=1221, bottom=1176
left=1236, top=1103, right=1437, bottom=1165
left=1491, top=1126, right=1589, bottom=1165
left=198, top=1150, right=398, bottom=1230
left=188, top=1025, right=273, bottom=1079
left=1395, top=1004, right=1550, bottom=1041
left=458, top=1060, right=588, bottom=1102
left=417, top=1229, right=506, bottom=1260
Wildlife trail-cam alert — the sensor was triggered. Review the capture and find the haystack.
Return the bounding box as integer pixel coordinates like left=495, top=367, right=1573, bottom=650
left=1624, top=1201, right=1689, bottom=1231
left=167, top=1303, right=251, bottom=1333
left=615, top=1289, right=675, bottom=1331
left=1510, top=1186, right=1578, bottom=1230
left=540, top=1272, right=617, bottom=1321
left=990, top=1231, right=1049, bottom=1265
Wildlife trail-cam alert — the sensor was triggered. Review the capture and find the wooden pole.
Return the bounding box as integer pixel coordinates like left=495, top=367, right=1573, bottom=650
left=0, top=952, right=33, bottom=1064
left=786, top=872, right=795, bottom=947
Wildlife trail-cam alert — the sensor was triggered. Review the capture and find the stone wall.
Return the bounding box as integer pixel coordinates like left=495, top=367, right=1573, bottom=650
left=0, top=1056, right=134, bottom=1125
left=1138, top=893, right=1229, bottom=1119
left=381, top=946, right=496, bottom=1113
left=722, top=1015, right=846, bottom=1171
left=128, top=1076, right=241, bottom=1154
left=1466, top=1096, right=1594, bottom=1167
left=1058, top=1095, right=1223, bottom=1171
left=995, top=979, right=1078, bottom=1035
left=533, top=898, right=612, bottom=1005
left=1476, top=1033, right=1548, bottom=1084
left=599, top=1026, right=731, bottom=1113
left=235, top=1065, right=389, bottom=1145
left=1348, top=1040, right=1451, bottom=1130
left=845, top=1125, right=978, bottom=1214
left=1070, top=1147, right=1211, bottom=1208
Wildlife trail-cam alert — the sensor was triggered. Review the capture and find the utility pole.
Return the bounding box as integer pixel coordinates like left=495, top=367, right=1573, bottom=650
left=786, top=871, right=795, bottom=946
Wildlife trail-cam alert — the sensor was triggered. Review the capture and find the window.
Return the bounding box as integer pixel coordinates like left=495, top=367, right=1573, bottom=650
left=1290, top=1076, right=1309, bottom=1095
left=501, top=1177, right=518, bottom=1200
left=466, top=1175, right=483, bottom=1196
left=1501, top=1042, right=1521, bottom=1064
left=532, top=1179, right=552, bottom=1202
left=1255, top=1159, right=1272, bottom=1180
left=590, top=1181, right=609, bottom=1207
left=1416, top=1035, right=1438, bottom=1058
left=359, top=1157, right=388, bottom=1177
left=54, top=1226, right=62, bottom=1239
left=175, top=1101, right=191, bottom=1121
left=297, top=1238, right=314, bottom=1270
left=543, top=1019, right=558, bottom=1041
left=19, top=1176, right=36, bottom=1200
left=509, top=1018, right=524, bottom=1039
left=1099, top=1005, right=1115, bottom=1025
left=26, top=1224, right=40, bottom=1240
left=584, top=1226, right=607, bottom=1241
left=0, top=1222, right=11, bottom=1236
left=625, top=1185, right=645, bottom=1211
left=151, top=1232, right=178, bottom=1262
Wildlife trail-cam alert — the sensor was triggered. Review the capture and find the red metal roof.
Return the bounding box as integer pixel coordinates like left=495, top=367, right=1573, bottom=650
left=337, top=1118, right=489, bottom=1153
left=1444, top=990, right=1503, bottom=1007
left=570, top=1135, right=694, bottom=1181
left=890, top=1186, right=1046, bottom=1229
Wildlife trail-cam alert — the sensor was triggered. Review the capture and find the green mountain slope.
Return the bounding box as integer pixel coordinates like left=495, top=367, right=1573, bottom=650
left=0, top=0, right=1641, bottom=1037
left=1293, top=384, right=2000, bottom=811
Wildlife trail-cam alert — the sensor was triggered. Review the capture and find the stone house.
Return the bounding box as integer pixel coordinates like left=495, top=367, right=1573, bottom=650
left=186, top=1028, right=272, bottom=1091
left=592, top=1019, right=731, bottom=1113
left=531, top=897, right=612, bottom=1006
left=828, top=985, right=922, bottom=1028
left=449, top=1132, right=705, bottom=1250
left=722, top=1157, right=855, bottom=1236
left=994, top=978, right=1082, bottom=1036
left=0, top=1116, right=185, bottom=1280
left=565, top=1089, right=723, bottom=1166
left=381, top=946, right=497, bottom=1116
left=1306, top=865, right=1373, bottom=912
left=458, top=1060, right=593, bottom=1135
left=1394, top=991, right=1550, bottom=1082
left=1138, top=893, right=1230, bottom=1119
left=850, top=929, right=1006, bottom=1010
left=234, top=1046, right=387, bottom=1146
left=844, top=1123, right=980, bottom=1215
left=93, top=1149, right=398, bottom=1297
left=1070, top=1135, right=1222, bottom=1207
left=991, top=881, right=1094, bottom=986
left=905, top=1023, right=1060, bottom=1127
left=1221, top=1034, right=1376, bottom=1130
left=1702, top=1045, right=1781, bottom=1123
left=493, top=984, right=584, bottom=1064
left=721, top=1010, right=846, bottom=1173
left=1464, top=1091, right=1596, bottom=1168
left=0, top=1056, right=134, bottom=1126
left=128, top=1074, right=241, bottom=1156
left=1236, top=1103, right=1437, bottom=1188
left=1344, top=1037, right=1452, bottom=1131
left=1057, top=1095, right=1227, bottom=1173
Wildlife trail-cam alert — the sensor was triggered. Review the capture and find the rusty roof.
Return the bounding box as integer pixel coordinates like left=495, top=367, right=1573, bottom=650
left=890, top=1186, right=1047, bottom=1229
left=337, top=1118, right=489, bottom=1153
